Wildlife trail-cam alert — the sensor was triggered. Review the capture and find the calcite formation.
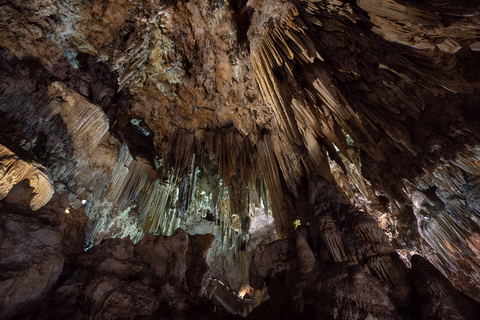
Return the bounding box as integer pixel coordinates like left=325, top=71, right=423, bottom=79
left=0, top=144, right=54, bottom=210
left=1, top=0, right=480, bottom=318
left=409, top=148, right=480, bottom=300
left=247, top=177, right=480, bottom=319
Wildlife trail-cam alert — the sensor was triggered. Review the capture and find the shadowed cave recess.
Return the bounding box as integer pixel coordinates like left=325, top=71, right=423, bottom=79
left=1, top=0, right=480, bottom=319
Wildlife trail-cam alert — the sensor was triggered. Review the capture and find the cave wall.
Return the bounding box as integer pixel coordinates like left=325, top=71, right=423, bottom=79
left=0, top=195, right=232, bottom=320
left=1, top=0, right=480, bottom=318
left=247, top=176, right=480, bottom=320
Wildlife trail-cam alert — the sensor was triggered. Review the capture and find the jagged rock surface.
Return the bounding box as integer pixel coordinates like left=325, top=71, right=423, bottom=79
left=0, top=194, right=67, bottom=319
left=247, top=177, right=480, bottom=319
left=31, top=229, right=235, bottom=320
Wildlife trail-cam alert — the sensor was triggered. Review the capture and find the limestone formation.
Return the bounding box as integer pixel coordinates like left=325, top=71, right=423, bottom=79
left=1, top=0, right=480, bottom=318
left=35, top=228, right=222, bottom=320
left=247, top=177, right=480, bottom=319
left=0, top=195, right=67, bottom=319
left=0, top=144, right=54, bottom=210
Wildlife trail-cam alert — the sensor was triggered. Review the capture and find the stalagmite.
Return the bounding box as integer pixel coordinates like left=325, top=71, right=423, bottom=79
left=296, top=229, right=316, bottom=273
left=316, top=215, right=348, bottom=263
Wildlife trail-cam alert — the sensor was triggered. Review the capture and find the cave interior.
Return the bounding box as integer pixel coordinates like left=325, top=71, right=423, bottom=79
left=1, top=0, right=480, bottom=319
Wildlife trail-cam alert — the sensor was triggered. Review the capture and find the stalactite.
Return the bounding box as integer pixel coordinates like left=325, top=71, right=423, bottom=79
left=106, top=143, right=134, bottom=202
left=162, top=128, right=259, bottom=186
left=248, top=0, right=387, bottom=180
left=112, top=4, right=168, bottom=92
left=407, top=147, right=480, bottom=299
left=120, top=158, right=157, bottom=202
left=246, top=0, right=475, bottom=224
left=357, top=0, right=442, bottom=49
left=45, top=82, right=110, bottom=154
left=358, top=0, right=440, bottom=25
left=114, top=29, right=150, bottom=92
left=156, top=128, right=281, bottom=244
left=85, top=202, right=145, bottom=247
left=139, top=178, right=178, bottom=235
left=257, top=137, right=294, bottom=237
left=1, top=80, right=124, bottom=210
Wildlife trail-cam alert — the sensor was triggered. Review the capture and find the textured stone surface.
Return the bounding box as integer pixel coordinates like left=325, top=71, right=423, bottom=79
left=0, top=196, right=66, bottom=319
left=36, top=229, right=222, bottom=320
left=246, top=177, right=480, bottom=319
left=1, top=0, right=480, bottom=318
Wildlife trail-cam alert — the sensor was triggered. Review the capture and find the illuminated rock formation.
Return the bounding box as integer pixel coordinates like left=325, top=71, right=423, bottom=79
left=0, top=144, right=54, bottom=210
left=1, top=0, right=480, bottom=319
left=247, top=177, right=479, bottom=319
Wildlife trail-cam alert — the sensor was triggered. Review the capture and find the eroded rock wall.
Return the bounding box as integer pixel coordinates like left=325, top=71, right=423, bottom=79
left=0, top=194, right=68, bottom=319
left=247, top=176, right=480, bottom=320
left=37, top=229, right=218, bottom=320
left=0, top=195, right=233, bottom=320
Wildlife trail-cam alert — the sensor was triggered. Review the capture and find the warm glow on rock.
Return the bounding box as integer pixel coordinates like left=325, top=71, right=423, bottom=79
left=238, top=290, right=246, bottom=298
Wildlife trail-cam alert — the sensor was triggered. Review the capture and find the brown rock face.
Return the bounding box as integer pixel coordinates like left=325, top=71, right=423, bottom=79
left=135, top=229, right=215, bottom=298
left=46, top=238, right=158, bottom=320
left=412, top=254, right=480, bottom=320
left=0, top=196, right=66, bottom=319
left=37, top=229, right=218, bottom=320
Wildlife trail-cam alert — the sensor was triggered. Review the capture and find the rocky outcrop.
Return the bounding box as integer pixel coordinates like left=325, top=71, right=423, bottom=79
left=412, top=254, right=480, bottom=320
left=0, top=191, right=228, bottom=320
left=248, top=243, right=404, bottom=319
left=249, top=238, right=297, bottom=290
left=0, top=194, right=67, bottom=319
left=37, top=229, right=219, bottom=320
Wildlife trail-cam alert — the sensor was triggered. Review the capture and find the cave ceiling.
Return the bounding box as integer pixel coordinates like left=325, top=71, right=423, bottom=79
left=1, top=0, right=480, bottom=313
